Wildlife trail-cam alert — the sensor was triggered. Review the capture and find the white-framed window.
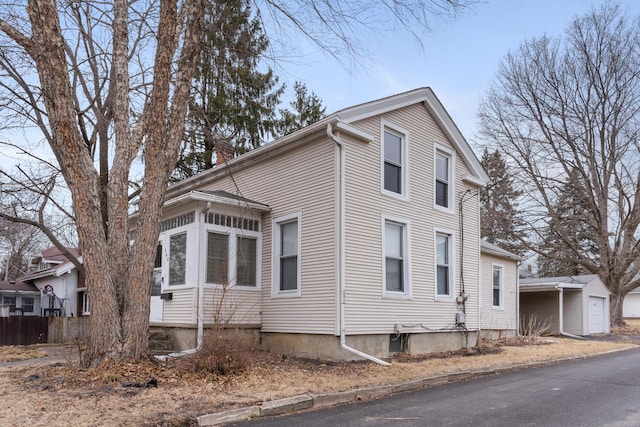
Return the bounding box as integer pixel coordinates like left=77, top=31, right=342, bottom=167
left=381, top=120, right=409, bottom=199
left=206, top=232, right=229, bottom=285
left=3, top=296, right=16, bottom=313
left=169, top=232, right=187, bottom=285
left=435, top=229, right=455, bottom=299
left=435, top=145, right=455, bottom=211
left=81, top=291, right=90, bottom=316
left=272, top=212, right=301, bottom=297
left=492, top=264, right=503, bottom=308
left=236, top=236, right=257, bottom=286
left=383, top=215, right=411, bottom=298
left=151, top=243, right=163, bottom=296
left=22, top=297, right=34, bottom=313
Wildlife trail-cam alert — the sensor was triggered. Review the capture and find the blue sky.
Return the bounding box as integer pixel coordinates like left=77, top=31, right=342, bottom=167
left=276, top=0, right=640, bottom=151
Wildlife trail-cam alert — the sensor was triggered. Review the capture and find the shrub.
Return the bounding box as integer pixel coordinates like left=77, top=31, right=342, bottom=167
left=519, top=314, right=551, bottom=341
left=183, top=329, right=251, bottom=376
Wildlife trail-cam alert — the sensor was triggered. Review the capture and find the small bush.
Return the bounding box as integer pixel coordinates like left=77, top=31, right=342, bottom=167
left=183, top=329, right=251, bottom=376
left=519, top=314, right=551, bottom=341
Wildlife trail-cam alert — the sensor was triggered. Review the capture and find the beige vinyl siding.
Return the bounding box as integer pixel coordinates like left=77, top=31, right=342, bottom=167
left=479, top=253, right=518, bottom=331
left=200, top=137, right=338, bottom=334
left=162, top=288, right=197, bottom=324
left=202, top=287, right=261, bottom=325
left=562, top=290, right=583, bottom=335
left=343, top=103, right=482, bottom=335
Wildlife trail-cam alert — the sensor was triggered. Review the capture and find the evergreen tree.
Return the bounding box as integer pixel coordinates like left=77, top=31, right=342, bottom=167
left=273, top=81, right=326, bottom=137
left=537, top=169, right=599, bottom=277
left=480, top=148, right=526, bottom=255
left=174, top=0, right=284, bottom=180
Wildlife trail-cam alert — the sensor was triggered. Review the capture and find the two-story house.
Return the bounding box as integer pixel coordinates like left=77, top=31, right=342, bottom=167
left=133, top=87, right=518, bottom=362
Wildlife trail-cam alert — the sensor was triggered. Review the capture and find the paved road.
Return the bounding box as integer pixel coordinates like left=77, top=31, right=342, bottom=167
left=230, top=348, right=640, bottom=427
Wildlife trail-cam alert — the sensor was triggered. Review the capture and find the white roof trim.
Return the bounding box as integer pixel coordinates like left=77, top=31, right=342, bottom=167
left=163, top=190, right=270, bottom=213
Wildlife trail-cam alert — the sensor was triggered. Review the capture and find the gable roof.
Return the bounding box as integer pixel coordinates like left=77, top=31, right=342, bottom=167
left=520, top=274, right=603, bottom=292
left=480, top=240, right=521, bottom=262
left=165, top=87, right=489, bottom=199
left=0, top=280, right=39, bottom=293
left=21, top=247, right=81, bottom=282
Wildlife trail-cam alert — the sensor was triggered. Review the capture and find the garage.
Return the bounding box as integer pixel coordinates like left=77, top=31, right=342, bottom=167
left=623, top=290, right=640, bottom=318
left=588, top=296, right=606, bottom=334
left=520, top=275, right=610, bottom=336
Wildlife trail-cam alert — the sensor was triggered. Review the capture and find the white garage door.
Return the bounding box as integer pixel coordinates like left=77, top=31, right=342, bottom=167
left=588, top=296, right=606, bottom=334
left=623, top=293, right=640, bottom=318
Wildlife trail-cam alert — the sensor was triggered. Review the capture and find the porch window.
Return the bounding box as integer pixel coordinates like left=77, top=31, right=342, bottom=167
left=169, top=232, right=187, bottom=285
left=206, top=232, right=229, bottom=285
left=22, top=297, right=34, bottom=313
left=3, top=296, right=16, bottom=313
left=237, top=237, right=257, bottom=286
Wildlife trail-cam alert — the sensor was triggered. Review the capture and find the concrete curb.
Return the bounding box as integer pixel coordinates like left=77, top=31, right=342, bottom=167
left=196, top=346, right=638, bottom=426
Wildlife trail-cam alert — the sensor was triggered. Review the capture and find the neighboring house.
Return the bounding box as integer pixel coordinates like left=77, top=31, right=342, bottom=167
left=520, top=275, right=610, bottom=336
left=19, top=247, right=87, bottom=318
left=132, top=87, right=521, bottom=362
left=479, top=241, right=521, bottom=338
left=0, top=280, right=40, bottom=316
left=623, top=287, right=640, bottom=318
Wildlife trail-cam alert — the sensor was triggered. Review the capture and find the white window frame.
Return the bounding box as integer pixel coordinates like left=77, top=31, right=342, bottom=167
left=492, top=263, right=504, bottom=309
left=382, top=215, right=412, bottom=299
left=272, top=211, right=301, bottom=298
left=434, top=144, right=455, bottom=212
left=168, top=232, right=188, bottom=286
left=434, top=227, right=455, bottom=301
left=204, top=222, right=261, bottom=290
left=381, top=119, right=410, bottom=200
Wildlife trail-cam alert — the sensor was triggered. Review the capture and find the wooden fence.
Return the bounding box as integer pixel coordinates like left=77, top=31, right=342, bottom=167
left=0, top=317, right=48, bottom=346
left=0, top=316, right=89, bottom=346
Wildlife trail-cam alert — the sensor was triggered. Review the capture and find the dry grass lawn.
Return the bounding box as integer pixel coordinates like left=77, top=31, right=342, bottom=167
left=1, top=321, right=640, bottom=427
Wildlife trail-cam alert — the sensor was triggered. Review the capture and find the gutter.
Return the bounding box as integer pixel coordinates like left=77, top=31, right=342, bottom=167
left=327, top=122, right=390, bottom=366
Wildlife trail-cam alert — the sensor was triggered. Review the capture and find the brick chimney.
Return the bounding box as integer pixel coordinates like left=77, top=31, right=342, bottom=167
left=215, top=140, right=234, bottom=166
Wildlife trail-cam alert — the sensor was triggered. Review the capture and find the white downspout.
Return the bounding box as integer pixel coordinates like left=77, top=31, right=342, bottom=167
left=516, top=261, right=521, bottom=336
left=327, top=123, right=391, bottom=366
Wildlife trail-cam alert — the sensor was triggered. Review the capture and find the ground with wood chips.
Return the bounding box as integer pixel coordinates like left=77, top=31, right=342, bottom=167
left=1, top=321, right=639, bottom=427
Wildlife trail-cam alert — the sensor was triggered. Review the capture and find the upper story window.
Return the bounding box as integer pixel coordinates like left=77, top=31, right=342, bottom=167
left=435, top=230, right=454, bottom=299
left=383, top=217, right=410, bottom=297
left=381, top=121, right=409, bottom=199
left=435, top=146, right=454, bottom=210
left=272, top=212, right=301, bottom=297
left=492, top=265, right=503, bottom=308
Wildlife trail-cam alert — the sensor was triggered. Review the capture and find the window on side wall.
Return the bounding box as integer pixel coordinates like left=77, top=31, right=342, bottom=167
left=492, top=265, right=503, bottom=308
left=273, top=213, right=301, bottom=296
left=381, top=121, right=409, bottom=198
left=436, top=232, right=454, bottom=299
left=435, top=147, right=454, bottom=210
left=384, top=220, right=405, bottom=294
left=169, top=232, right=187, bottom=285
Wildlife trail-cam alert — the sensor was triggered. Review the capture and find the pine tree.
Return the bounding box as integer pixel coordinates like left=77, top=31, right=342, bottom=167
left=480, top=148, right=526, bottom=256
left=174, top=0, right=284, bottom=180
left=273, top=81, right=326, bottom=137
left=537, top=168, right=599, bottom=277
